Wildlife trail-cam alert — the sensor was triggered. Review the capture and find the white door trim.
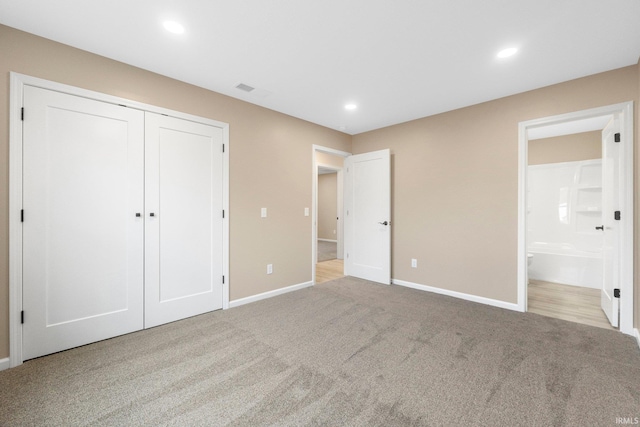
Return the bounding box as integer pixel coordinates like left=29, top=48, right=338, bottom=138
left=517, top=101, right=634, bottom=335
left=312, top=145, right=351, bottom=284
left=9, top=72, right=230, bottom=368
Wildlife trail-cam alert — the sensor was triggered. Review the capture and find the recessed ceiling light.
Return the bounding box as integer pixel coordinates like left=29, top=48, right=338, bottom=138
left=497, top=47, right=518, bottom=58
left=344, top=104, right=357, bottom=111
left=163, top=21, right=185, bottom=34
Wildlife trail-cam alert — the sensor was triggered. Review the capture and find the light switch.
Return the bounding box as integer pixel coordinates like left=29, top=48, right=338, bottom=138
left=261, top=208, right=267, bottom=218
left=304, top=207, right=309, bottom=216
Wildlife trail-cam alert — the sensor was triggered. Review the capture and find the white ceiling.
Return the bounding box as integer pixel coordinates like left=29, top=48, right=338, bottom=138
left=1, top=0, right=639, bottom=135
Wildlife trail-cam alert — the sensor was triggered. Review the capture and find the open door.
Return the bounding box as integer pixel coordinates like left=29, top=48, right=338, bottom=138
left=344, top=149, right=391, bottom=284
left=600, top=116, right=620, bottom=327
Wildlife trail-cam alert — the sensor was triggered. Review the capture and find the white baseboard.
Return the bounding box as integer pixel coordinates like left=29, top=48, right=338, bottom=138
left=392, top=279, right=520, bottom=312
left=0, top=357, right=10, bottom=371
left=229, top=281, right=314, bottom=308
left=318, top=238, right=337, bottom=243
left=634, top=329, right=640, bottom=350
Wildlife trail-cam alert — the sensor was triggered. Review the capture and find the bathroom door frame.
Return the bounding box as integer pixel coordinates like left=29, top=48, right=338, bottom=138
left=517, top=101, right=634, bottom=336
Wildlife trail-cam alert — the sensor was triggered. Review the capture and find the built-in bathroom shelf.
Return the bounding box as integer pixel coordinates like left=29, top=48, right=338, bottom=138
left=576, top=185, right=602, bottom=223
left=528, top=158, right=603, bottom=247
left=576, top=186, right=602, bottom=191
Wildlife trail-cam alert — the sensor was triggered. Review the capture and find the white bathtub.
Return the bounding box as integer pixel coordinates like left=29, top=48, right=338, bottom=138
left=528, top=243, right=602, bottom=289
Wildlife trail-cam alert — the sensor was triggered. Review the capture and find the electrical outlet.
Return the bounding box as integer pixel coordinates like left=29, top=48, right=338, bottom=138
left=261, top=208, right=267, bottom=218
left=267, top=264, right=273, bottom=274
left=304, top=207, right=309, bottom=216
left=333, top=229, right=336, bottom=234
left=411, top=259, right=417, bottom=268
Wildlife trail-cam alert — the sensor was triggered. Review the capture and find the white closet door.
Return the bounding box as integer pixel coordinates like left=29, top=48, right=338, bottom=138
left=144, top=113, right=224, bottom=328
left=22, top=86, right=145, bottom=360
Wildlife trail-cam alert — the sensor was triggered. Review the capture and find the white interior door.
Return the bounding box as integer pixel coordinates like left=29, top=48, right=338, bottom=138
left=344, top=149, right=391, bottom=284
left=144, top=113, right=224, bottom=328
left=600, top=117, right=620, bottom=327
left=22, top=86, right=144, bottom=360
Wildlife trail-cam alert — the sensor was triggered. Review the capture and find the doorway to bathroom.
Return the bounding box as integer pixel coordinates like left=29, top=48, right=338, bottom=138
left=517, top=102, right=634, bottom=335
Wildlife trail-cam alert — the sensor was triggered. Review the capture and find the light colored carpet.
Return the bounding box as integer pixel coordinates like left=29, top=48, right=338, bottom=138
left=1, top=276, right=639, bottom=426
left=317, top=240, right=337, bottom=262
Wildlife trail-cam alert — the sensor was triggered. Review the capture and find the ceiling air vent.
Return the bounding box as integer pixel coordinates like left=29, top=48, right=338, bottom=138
left=235, top=83, right=255, bottom=93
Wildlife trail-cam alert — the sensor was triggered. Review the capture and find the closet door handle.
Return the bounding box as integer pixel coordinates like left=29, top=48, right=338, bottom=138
left=150, top=212, right=156, bottom=217
left=595, top=225, right=604, bottom=231
left=135, top=213, right=141, bottom=217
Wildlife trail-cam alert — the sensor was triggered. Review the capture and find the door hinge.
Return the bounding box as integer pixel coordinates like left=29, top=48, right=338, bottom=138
left=614, top=211, right=621, bottom=221
left=20, top=209, right=24, bottom=222
left=222, top=276, right=225, bottom=284
left=222, top=210, right=225, bottom=218
left=222, top=144, right=225, bottom=153
left=614, top=288, right=620, bottom=298
left=346, top=253, right=349, bottom=259
left=21, top=311, right=24, bottom=324
left=21, top=107, right=24, bottom=121
left=614, top=133, right=621, bottom=143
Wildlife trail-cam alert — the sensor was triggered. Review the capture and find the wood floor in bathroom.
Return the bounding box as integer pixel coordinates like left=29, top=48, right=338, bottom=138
left=528, top=279, right=614, bottom=330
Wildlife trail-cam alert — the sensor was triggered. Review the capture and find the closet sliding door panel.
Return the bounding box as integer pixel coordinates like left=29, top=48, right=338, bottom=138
left=22, top=86, right=145, bottom=360
left=145, top=112, right=224, bottom=328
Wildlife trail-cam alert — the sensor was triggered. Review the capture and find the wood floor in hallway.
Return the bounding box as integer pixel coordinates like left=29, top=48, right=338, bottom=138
left=316, top=259, right=344, bottom=284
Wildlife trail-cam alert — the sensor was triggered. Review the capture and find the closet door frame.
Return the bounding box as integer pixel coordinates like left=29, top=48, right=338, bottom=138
left=9, top=72, right=230, bottom=368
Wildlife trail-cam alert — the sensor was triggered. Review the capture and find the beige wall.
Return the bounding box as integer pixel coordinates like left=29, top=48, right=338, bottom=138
left=318, top=173, right=338, bottom=240
left=353, top=66, right=639, bottom=314
left=316, top=151, right=347, bottom=168
left=0, top=25, right=352, bottom=359
left=528, top=131, right=601, bottom=165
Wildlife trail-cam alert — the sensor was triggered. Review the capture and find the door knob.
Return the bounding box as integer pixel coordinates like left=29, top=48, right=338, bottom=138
left=595, top=225, right=604, bottom=231
left=379, top=221, right=389, bottom=226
